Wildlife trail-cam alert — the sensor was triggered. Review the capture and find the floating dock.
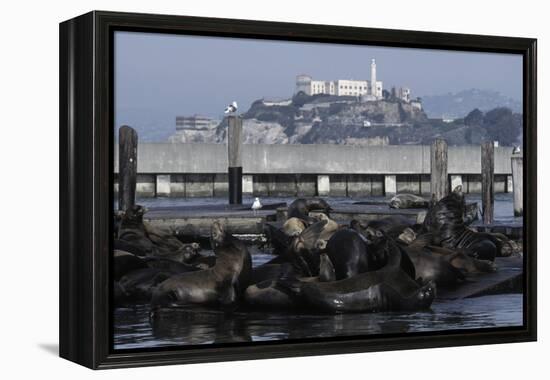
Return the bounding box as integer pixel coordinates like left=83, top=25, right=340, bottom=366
left=437, top=257, right=523, bottom=300
left=143, top=202, right=522, bottom=239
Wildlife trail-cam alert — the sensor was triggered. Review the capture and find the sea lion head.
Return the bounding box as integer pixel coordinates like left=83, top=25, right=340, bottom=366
left=314, top=213, right=329, bottom=222
left=118, top=205, right=148, bottom=230
left=179, top=242, right=201, bottom=262
left=398, top=227, right=417, bottom=245
left=388, top=195, right=402, bottom=209
left=210, top=220, right=227, bottom=249
left=452, top=185, right=463, bottom=196
left=414, top=280, right=437, bottom=309
left=315, top=198, right=333, bottom=213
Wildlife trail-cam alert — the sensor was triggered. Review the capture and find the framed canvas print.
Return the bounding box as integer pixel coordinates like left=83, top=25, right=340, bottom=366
left=59, top=11, right=537, bottom=369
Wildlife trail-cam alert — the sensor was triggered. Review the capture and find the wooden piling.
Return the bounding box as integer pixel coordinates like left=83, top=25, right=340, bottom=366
left=118, top=125, right=138, bottom=212
left=511, top=155, right=523, bottom=216
left=481, top=141, right=494, bottom=224
left=227, top=116, right=243, bottom=204
left=430, top=139, right=448, bottom=201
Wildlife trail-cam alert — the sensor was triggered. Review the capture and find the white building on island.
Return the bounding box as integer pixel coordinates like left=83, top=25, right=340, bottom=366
left=296, top=59, right=384, bottom=99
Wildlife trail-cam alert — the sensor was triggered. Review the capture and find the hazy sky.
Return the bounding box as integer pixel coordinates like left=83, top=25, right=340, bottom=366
left=114, top=31, right=522, bottom=138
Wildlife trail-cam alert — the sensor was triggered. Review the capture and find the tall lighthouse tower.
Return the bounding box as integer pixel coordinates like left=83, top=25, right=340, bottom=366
left=370, top=58, right=377, bottom=97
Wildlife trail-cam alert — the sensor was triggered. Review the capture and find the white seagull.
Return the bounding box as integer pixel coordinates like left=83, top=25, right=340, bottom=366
left=251, top=197, right=263, bottom=216
left=512, top=146, right=521, bottom=154
left=224, top=101, right=238, bottom=114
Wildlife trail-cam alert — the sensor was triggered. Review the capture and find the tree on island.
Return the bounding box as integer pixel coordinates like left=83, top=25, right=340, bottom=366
left=464, top=108, right=484, bottom=126
left=483, top=107, right=521, bottom=146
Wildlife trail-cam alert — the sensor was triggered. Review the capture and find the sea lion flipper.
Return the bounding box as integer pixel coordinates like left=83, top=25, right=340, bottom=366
left=319, top=253, right=336, bottom=282
left=264, top=223, right=293, bottom=254
left=299, top=219, right=328, bottom=249
left=408, top=233, right=433, bottom=249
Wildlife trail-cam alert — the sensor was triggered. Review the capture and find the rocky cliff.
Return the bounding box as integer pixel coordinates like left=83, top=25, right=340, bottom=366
left=169, top=93, right=427, bottom=145
left=168, top=92, right=522, bottom=146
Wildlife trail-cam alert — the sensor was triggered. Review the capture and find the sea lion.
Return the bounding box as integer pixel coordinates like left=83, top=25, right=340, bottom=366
left=143, top=256, right=201, bottom=274
left=114, top=238, right=148, bottom=257
left=282, top=217, right=307, bottom=237
left=389, top=194, right=429, bottom=209
left=263, top=223, right=293, bottom=256
left=117, top=205, right=154, bottom=256
left=286, top=219, right=330, bottom=276
left=403, top=247, right=465, bottom=287
left=145, top=223, right=201, bottom=263
left=399, top=229, right=496, bottom=275
left=116, top=267, right=172, bottom=305
left=244, top=254, right=335, bottom=309
left=277, top=239, right=435, bottom=313
left=349, top=221, right=416, bottom=279
left=318, top=253, right=336, bottom=282
left=325, top=229, right=370, bottom=280
left=464, top=202, right=480, bottom=225
left=113, top=249, right=148, bottom=281
left=187, top=253, right=217, bottom=269
left=351, top=216, right=417, bottom=241
left=151, top=221, right=252, bottom=309
left=250, top=262, right=296, bottom=284
left=312, top=213, right=341, bottom=242
left=287, top=198, right=332, bottom=221
left=244, top=280, right=295, bottom=309
left=423, top=186, right=498, bottom=261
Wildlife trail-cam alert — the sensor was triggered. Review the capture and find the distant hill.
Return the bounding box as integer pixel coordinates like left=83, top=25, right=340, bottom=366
left=421, top=89, right=522, bottom=119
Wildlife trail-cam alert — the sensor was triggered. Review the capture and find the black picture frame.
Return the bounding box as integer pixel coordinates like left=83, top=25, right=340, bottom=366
left=59, top=10, right=537, bottom=369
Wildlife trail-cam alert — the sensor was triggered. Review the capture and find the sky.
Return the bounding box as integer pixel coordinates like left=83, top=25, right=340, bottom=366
left=114, top=31, right=523, bottom=140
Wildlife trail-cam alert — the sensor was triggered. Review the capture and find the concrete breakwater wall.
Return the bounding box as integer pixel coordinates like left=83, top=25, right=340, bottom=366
left=113, top=143, right=514, bottom=197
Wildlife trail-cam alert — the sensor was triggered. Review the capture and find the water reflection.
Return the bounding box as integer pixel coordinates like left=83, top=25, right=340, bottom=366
left=114, top=294, right=523, bottom=350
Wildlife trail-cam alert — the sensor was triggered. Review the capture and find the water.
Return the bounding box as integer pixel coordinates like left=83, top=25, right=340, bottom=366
left=114, top=294, right=523, bottom=350
left=113, top=193, right=523, bottom=350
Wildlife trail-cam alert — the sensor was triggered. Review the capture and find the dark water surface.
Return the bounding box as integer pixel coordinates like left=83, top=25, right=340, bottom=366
left=114, top=294, right=523, bottom=350
left=113, top=194, right=522, bottom=350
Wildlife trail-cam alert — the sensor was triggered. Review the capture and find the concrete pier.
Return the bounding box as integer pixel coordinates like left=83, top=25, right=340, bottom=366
left=317, top=175, right=330, bottom=196
left=156, top=174, right=171, bottom=197
left=113, top=143, right=517, bottom=198
left=384, top=175, right=397, bottom=195
left=242, top=175, right=254, bottom=194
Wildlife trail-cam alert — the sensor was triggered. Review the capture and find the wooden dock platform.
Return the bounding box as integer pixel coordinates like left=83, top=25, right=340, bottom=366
left=437, top=257, right=523, bottom=300
left=144, top=202, right=425, bottom=236
left=143, top=202, right=522, bottom=238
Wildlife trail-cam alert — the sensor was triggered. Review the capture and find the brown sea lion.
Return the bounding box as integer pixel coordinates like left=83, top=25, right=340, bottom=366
left=389, top=194, right=429, bottom=209
left=313, top=213, right=341, bottom=242
left=151, top=221, right=252, bottom=310
left=287, top=198, right=332, bottom=221
left=282, top=217, right=307, bottom=237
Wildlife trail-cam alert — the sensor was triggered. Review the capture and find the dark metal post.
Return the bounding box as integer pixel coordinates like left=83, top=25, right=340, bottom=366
left=118, top=125, right=138, bottom=212
left=227, top=116, right=243, bottom=204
